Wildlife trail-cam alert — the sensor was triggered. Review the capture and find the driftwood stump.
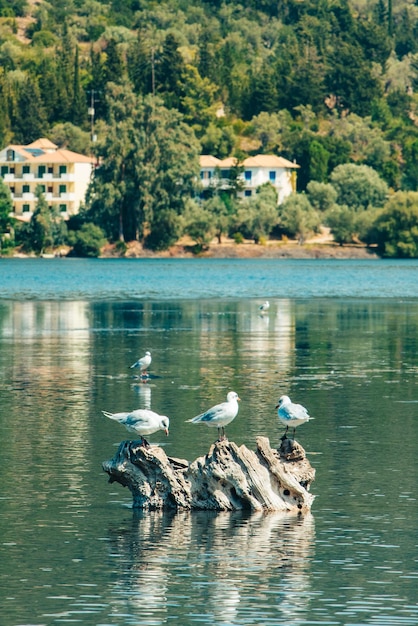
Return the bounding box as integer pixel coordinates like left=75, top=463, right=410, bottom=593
left=102, top=436, right=315, bottom=513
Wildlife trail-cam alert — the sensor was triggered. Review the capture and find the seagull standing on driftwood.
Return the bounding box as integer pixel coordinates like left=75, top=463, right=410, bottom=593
left=102, top=408, right=169, bottom=447
left=186, top=391, right=240, bottom=441
left=276, top=395, right=311, bottom=439
left=130, top=351, right=152, bottom=376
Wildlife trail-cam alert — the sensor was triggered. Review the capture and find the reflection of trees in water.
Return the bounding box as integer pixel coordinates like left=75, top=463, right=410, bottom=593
left=106, top=510, right=315, bottom=623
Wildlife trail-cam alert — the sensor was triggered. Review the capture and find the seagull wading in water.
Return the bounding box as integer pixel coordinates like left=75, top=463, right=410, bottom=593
left=259, top=301, right=270, bottom=312
left=186, top=391, right=240, bottom=441
left=130, top=351, right=152, bottom=376
left=276, top=395, right=311, bottom=439
left=102, top=408, right=169, bottom=447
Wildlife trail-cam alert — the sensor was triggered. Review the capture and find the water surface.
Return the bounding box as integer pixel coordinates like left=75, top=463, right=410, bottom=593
left=1, top=260, right=418, bottom=625
left=1, top=257, right=418, bottom=300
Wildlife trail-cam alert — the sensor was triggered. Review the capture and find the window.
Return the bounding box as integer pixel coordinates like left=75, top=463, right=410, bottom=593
left=22, top=165, right=30, bottom=174
left=6, top=149, right=15, bottom=161
left=38, top=165, right=46, bottom=178
left=244, top=190, right=252, bottom=197
left=22, top=204, right=30, bottom=212
left=22, top=184, right=30, bottom=193
left=59, top=184, right=67, bottom=195
left=48, top=167, right=53, bottom=174
left=245, top=170, right=252, bottom=181
left=59, top=204, right=67, bottom=213
left=269, top=171, right=276, bottom=181
left=48, top=186, right=53, bottom=193
left=1, top=166, right=8, bottom=177
left=39, top=185, right=46, bottom=193
left=59, top=165, right=67, bottom=176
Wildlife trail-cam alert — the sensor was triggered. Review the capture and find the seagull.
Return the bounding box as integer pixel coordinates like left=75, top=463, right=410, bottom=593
left=102, top=408, right=169, bottom=447
left=259, top=301, right=270, bottom=312
left=130, top=351, right=152, bottom=376
left=186, top=391, right=240, bottom=441
left=276, top=395, right=311, bottom=439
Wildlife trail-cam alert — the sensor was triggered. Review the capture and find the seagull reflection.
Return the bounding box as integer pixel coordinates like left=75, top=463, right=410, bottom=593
left=105, top=510, right=315, bottom=624
left=131, top=381, right=152, bottom=409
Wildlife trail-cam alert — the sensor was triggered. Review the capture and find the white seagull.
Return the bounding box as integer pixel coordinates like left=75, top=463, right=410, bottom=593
left=130, top=351, right=152, bottom=376
left=102, top=408, right=169, bottom=447
left=276, top=395, right=311, bottom=439
left=259, top=301, right=270, bottom=312
left=186, top=391, right=240, bottom=440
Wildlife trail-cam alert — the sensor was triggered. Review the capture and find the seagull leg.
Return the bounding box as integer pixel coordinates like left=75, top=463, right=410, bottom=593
left=280, top=426, right=289, bottom=441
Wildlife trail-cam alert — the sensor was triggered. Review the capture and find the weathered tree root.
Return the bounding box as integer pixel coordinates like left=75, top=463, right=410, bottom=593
left=102, top=436, right=315, bottom=513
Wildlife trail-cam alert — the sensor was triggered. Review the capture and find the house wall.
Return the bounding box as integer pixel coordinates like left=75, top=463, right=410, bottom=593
left=199, top=156, right=298, bottom=205
left=0, top=145, right=94, bottom=221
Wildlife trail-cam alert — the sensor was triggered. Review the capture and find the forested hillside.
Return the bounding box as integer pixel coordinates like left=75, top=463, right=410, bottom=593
left=2, top=0, right=418, bottom=256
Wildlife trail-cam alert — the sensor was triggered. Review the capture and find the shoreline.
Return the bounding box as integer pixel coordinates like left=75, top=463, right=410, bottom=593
left=101, top=240, right=379, bottom=260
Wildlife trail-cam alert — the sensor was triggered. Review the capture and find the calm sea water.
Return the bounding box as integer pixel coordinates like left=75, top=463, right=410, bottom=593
left=1, top=258, right=418, bottom=625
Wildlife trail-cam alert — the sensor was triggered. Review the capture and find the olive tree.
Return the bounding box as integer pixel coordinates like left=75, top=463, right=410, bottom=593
left=278, top=193, right=321, bottom=244
left=330, top=163, right=389, bottom=210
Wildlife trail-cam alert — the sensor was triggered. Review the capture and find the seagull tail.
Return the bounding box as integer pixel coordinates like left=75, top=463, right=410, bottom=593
left=185, top=416, right=201, bottom=423
left=102, top=410, right=129, bottom=421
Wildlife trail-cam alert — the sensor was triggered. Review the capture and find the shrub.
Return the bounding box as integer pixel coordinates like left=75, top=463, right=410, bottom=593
left=69, top=224, right=106, bottom=257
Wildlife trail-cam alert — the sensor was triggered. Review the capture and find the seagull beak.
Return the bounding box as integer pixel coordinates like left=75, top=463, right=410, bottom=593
left=275, top=404, right=279, bottom=409
left=165, top=428, right=169, bottom=436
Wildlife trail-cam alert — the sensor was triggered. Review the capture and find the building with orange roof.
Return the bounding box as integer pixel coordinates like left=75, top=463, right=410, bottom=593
left=0, top=139, right=95, bottom=221
left=199, top=154, right=299, bottom=204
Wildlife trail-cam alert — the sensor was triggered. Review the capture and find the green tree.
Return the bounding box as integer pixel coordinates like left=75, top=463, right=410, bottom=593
left=104, top=39, right=125, bottom=84
left=0, top=178, right=13, bottom=233
left=88, top=85, right=200, bottom=249
left=326, top=41, right=382, bottom=116
left=278, top=193, right=321, bottom=243
left=235, top=183, right=278, bottom=243
left=70, top=46, right=87, bottom=126
left=330, top=163, right=389, bottom=210
left=324, top=204, right=356, bottom=245
left=306, top=181, right=337, bottom=212
left=371, top=191, right=418, bottom=258
left=156, top=33, right=185, bottom=109
left=203, top=195, right=230, bottom=243
left=183, top=198, right=216, bottom=250
left=11, top=76, right=47, bottom=143
left=69, top=223, right=106, bottom=257
left=27, top=188, right=55, bottom=254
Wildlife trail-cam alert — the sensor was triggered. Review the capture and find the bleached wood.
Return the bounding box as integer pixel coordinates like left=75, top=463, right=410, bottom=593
left=102, top=436, right=315, bottom=513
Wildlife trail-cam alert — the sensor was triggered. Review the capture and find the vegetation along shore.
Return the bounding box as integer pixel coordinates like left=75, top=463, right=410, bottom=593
left=1, top=0, right=418, bottom=258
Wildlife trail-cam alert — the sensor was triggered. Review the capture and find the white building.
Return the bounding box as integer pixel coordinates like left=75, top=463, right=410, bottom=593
left=200, top=154, right=299, bottom=204
left=0, top=138, right=95, bottom=221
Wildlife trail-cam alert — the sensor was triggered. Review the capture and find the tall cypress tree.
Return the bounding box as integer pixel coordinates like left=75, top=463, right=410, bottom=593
left=104, top=39, right=125, bottom=84
left=71, top=46, right=87, bottom=127
left=12, top=77, right=47, bottom=143
left=156, top=33, right=185, bottom=109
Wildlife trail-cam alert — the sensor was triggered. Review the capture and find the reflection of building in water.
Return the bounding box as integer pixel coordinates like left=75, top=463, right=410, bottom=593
left=105, top=510, right=315, bottom=624
left=131, top=381, right=152, bottom=409
left=0, top=301, right=92, bottom=487
left=1, top=301, right=89, bottom=338
left=237, top=299, right=295, bottom=377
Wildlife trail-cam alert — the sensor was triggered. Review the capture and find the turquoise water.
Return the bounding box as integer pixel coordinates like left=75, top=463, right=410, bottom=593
left=1, top=257, right=418, bottom=300
left=1, top=260, right=418, bottom=625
